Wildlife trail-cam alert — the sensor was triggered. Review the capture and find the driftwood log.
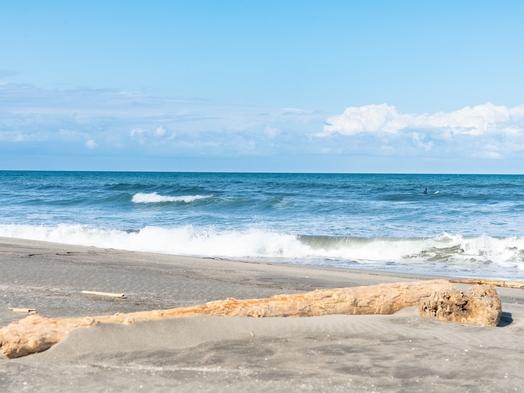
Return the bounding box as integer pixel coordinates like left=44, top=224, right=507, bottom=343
left=0, top=280, right=500, bottom=359
left=419, top=284, right=501, bottom=326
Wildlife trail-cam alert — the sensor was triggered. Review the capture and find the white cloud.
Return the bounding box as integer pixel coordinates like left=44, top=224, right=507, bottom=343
left=129, top=125, right=168, bottom=142
left=0, top=83, right=325, bottom=159
left=314, top=102, right=524, bottom=161
left=85, top=139, right=97, bottom=149
left=321, top=104, right=399, bottom=135
left=3, top=81, right=524, bottom=166
left=411, top=132, right=433, bottom=151
left=478, top=151, right=502, bottom=159
left=130, top=128, right=145, bottom=137
left=155, top=125, right=166, bottom=137
left=321, top=103, right=524, bottom=136
left=510, top=105, right=524, bottom=120
left=264, top=126, right=280, bottom=138
left=59, top=129, right=88, bottom=140
left=0, top=131, right=47, bottom=142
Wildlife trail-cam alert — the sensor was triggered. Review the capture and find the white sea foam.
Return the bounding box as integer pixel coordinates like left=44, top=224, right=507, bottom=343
left=131, top=193, right=210, bottom=203
left=0, top=224, right=304, bottom=258
left=1, top=224, right=523, bottom=277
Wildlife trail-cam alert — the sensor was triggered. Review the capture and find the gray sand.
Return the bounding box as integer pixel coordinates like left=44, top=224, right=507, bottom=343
left=1, top=237, right=524, bottom=392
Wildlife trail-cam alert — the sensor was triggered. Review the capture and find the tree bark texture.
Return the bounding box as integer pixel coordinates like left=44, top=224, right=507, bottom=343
left=419, top=284, right=501, bottom=327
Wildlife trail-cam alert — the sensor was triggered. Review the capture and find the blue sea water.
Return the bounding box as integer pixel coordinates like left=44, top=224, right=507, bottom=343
left=1, top=171, right=524, bottom=279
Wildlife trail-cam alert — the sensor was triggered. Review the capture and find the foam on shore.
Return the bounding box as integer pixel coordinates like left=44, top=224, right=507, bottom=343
left=0, top=223, right=523, bottom=278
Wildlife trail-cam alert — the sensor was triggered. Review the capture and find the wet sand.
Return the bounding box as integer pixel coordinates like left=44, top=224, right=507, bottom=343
left=1, top=236, right=524, bottom=392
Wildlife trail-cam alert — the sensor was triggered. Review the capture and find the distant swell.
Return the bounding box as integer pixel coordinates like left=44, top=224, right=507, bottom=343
left=0, top=224, right=523, bottom=278
left=131, top=193, right=210, bottom=203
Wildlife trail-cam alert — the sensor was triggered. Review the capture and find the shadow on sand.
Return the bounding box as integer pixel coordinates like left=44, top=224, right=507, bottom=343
left=498, top=311, right=513, bottom=327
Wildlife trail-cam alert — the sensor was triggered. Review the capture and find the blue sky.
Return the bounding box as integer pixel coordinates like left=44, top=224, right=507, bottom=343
left=1, top=0, right=524, bottom=173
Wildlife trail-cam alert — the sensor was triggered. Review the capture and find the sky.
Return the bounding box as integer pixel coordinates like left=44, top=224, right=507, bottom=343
left=1, top=0, right=524, bottom=173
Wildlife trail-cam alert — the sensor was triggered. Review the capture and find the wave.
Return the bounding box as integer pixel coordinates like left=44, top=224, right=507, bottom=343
left=0, top=224, right=523, bottom=278
left=131, top=193, right=211, bottom=204
left=298, top=234, right=524, bottom=264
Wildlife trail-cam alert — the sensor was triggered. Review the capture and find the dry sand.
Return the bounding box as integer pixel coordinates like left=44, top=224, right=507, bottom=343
left=0, top=236, right=523, bottom=392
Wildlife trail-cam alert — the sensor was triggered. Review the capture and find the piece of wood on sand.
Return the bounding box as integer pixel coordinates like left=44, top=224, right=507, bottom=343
left=0, top=280, right=501, bottom=359
left=8, top=308, right=36, bottom=313
left=81, top=290, right=126, bottom=299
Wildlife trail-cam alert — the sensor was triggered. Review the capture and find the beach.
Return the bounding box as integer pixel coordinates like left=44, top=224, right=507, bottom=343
left=3, top=0, right=524, bottom=390
left=0, top=236, right=523, bottom=392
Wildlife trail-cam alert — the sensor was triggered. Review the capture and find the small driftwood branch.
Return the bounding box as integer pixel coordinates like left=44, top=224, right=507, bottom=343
left=9, top=308, right=36, bottom=314
left=449, top=279, right=524, bottom=288
left=0, top=280, right=500, bottom=359
left=81, top=291, right=126, bottom=299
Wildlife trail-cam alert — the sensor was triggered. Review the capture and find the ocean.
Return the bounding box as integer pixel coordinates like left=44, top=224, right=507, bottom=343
left=1, top=171, right=523, bottom=279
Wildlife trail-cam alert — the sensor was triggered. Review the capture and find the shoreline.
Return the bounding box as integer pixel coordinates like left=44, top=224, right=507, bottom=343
left=1, top=236, right=524, bottom=391
left=0, top=234, right=510, bottom=282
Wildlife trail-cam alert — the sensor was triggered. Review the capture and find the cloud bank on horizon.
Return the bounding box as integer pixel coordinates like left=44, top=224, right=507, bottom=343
left=0, top=81, right=325, bottom=158
left=321, top=103, right=524, bottom=161
left=1, top=81, right=524, bottom=169
left=322, top=103, right=524, bottom=137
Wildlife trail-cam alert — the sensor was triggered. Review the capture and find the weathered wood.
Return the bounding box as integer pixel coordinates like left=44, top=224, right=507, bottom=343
left=0, top=280, right=459, bottom=359
left=9, top=308, right=36, bottom=313
left=449, top=279, right=524, bottom=288
left=81, top=290, right=126, bottom=299
left=419, top=285, right=501, bottom=327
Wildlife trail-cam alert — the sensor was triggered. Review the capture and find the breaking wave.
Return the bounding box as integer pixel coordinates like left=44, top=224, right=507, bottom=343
left=131, top=193, right=211, bottom=203
left=1, top=224, right=523, bottom=277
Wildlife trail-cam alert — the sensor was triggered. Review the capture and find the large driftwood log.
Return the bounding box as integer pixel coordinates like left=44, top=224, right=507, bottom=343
left=419, top=284, right=501, bottom=327
left=0, top=280, right=485, bottom=359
